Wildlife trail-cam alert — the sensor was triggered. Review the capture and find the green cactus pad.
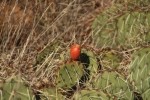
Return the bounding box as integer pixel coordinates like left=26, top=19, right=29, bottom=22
left=101, top=51, right=122, bottom=69
left=0, top=75, right=34, bottom=100
left=83, top=50, right=99, bottom=80
left=117, top=12, right=150, bottom=45
left=72, top=89, right=109, bottom=100
left=129, top=48, right=150, bottom=99
left=92, top=5, right=150, bottom=48
left=130, top=0, right=150, bottom=6
left=57, top=62, right=84, bottom=89
left=142, top=89, right=150, bottom=100
left=92, top=5, right=120, bottom=48
left=94, top=71, right=132, bottom=99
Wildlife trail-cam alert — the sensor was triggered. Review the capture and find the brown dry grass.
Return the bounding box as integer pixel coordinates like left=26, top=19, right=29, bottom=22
left=0, top=0, right=112, bottom=88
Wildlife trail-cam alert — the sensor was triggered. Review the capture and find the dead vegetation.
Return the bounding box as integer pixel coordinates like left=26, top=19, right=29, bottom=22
left=0, top=0, right=113, bottom=89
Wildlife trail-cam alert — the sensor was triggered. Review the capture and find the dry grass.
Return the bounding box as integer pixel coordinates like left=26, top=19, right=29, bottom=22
left=0, top=0, right=112, bottom=88
left=1, top=1, right=150, bottom=99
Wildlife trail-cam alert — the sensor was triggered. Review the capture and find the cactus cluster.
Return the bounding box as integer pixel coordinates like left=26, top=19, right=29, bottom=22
left=2, top=1, right=150, bottom=99
left=89, top=1, right=150, bottom=99
left=93, top=5, right=150, bottom=48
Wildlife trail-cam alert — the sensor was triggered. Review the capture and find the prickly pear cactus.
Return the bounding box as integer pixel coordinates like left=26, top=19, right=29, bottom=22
left=57, top=62, right=84, bottom=90
left=72, top=89, right=109, bottom=100
left=129, top=48, right=150, bottom=99
left=37, top=88, right=66, bottom=100
left=101, top=51, right=123, bottom=69
left=93, top=71, right=133, bottom=99
left=83, top=50, right=99, bottom=81
left=93, top=5, right=150, bottom=48
left=131, top=0, right=150, bottom=6
left=117, top=12, right=150, bottom=46
left=92, top=4, right=123, bottom=48
left=0, top=75, right=34, bottom=100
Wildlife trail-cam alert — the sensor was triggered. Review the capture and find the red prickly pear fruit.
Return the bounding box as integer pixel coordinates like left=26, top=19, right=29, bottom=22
left=70, top=44, right=81, bottom=61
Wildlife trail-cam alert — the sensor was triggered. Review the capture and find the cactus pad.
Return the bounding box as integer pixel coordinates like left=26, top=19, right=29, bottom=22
left=101, top=51, right=123, bottom=69
left=73, top=89, right=109, bottom=100
left=94, top=71, right=132, bottom=99
left=129, top=48, right=150, bottom=99
left=83, top=50, right=98, bottom=80
left=0, top=75, right=34, bottom=100
left=57, top=62, right=84, bottom=90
